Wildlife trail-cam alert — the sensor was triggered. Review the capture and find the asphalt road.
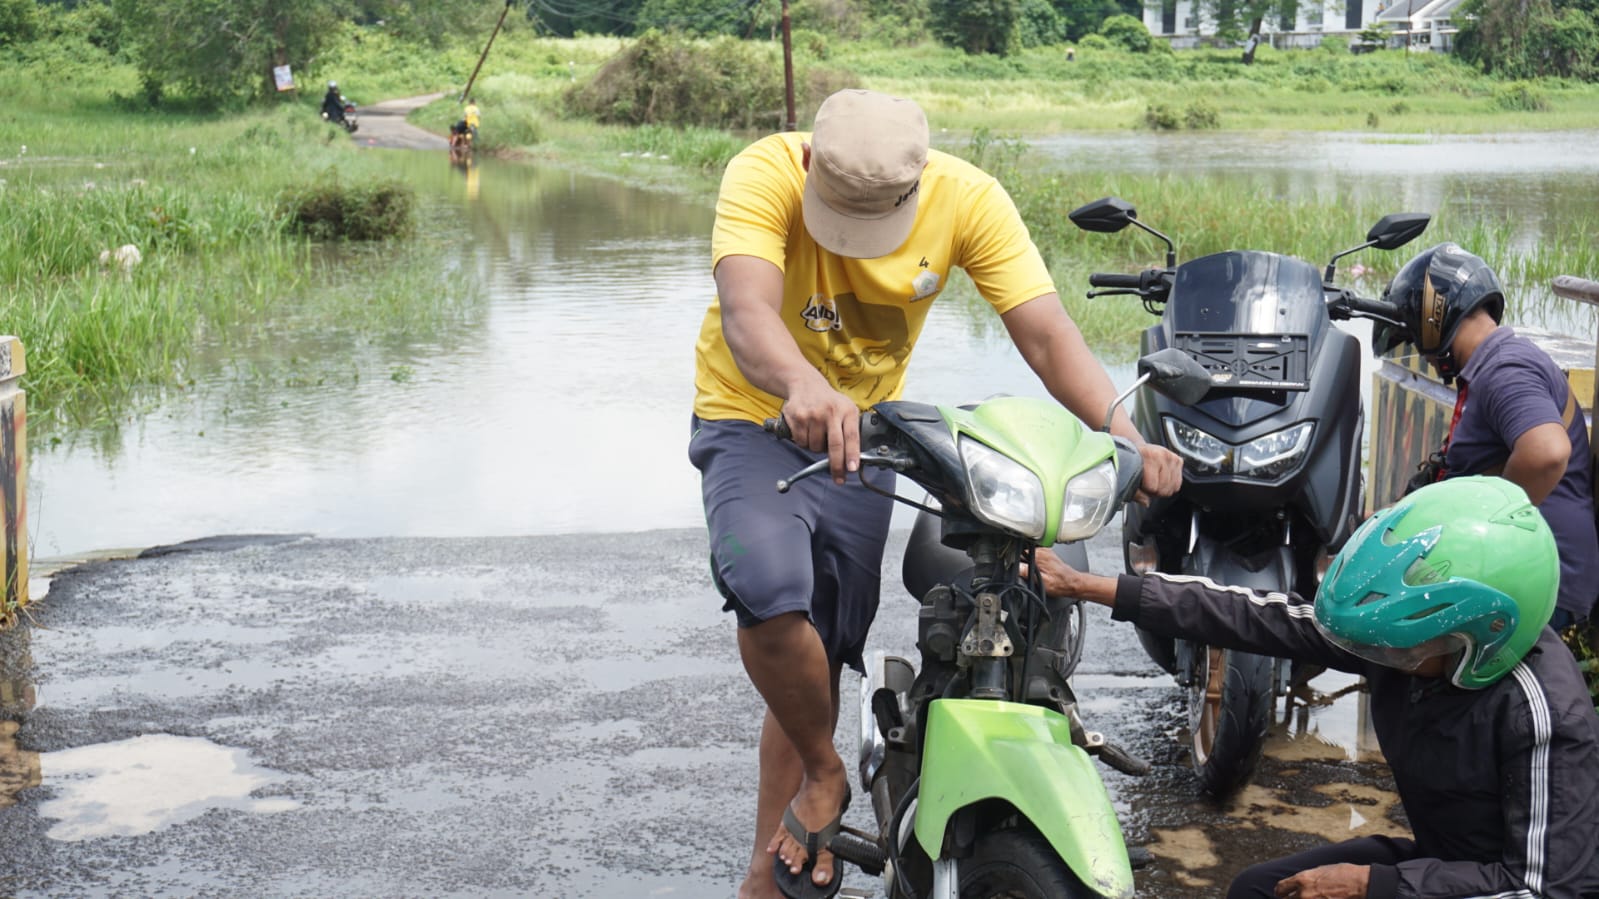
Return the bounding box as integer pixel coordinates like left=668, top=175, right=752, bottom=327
left=344, top=93, right=452, bottom=151
left=0, top=528, right=1399, bottom=898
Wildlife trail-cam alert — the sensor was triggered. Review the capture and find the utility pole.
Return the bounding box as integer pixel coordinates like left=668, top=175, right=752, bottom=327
left=462, top=0, right=515, bottom=102
left=781, top=0, right=796, bottom=131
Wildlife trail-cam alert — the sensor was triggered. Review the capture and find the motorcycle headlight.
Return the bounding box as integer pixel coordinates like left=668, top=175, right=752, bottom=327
left=1162, top=418, right=1314, bottom=481
left=1236, top=422, right=1314, bottom=480
left=959, top=436, right=1046, bottom=540
left=1057, top=459, right=1117, bottom=543
left=1164, top=419, right=1229, bottom=475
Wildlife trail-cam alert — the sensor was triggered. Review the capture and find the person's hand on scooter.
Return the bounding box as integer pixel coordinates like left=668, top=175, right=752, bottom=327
left=1136, top=442, right=1183, bottom=501
left=780, top=381, right=860, bottom=485
left=1026, top=552, right=1116, bottom=605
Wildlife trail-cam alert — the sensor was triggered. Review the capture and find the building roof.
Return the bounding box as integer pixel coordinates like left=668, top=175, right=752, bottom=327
left=1375, top=0, right=1466, bottom=22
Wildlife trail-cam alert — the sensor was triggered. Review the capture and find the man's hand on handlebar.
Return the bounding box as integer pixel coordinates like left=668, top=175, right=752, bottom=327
left=1136, top=443, right=1183, bottom=503
left=779, top=383, right=861, bottom=485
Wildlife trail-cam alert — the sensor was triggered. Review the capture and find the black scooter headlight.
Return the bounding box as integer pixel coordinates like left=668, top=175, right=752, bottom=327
left=1162, top=418, right=1315, bottom=481
left=1163, top=419, right=1228, bottom=475
left=1235, top=422, right=1314, bottom=480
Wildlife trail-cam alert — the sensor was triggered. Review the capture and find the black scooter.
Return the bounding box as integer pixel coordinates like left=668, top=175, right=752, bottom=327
left=1070, top=197, right=1427, bottom=796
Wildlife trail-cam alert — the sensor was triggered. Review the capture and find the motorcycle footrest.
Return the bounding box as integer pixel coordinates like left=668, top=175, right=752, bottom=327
left=830, top=827, right=887, bottom=876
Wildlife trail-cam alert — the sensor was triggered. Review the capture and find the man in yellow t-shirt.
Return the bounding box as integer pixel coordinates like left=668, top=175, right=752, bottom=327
left=463, top=97, right=480, bottom=142
left=688, top=89, right=1182, bottom=899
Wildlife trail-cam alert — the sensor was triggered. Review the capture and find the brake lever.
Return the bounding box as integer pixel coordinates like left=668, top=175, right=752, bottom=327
left=775, top=446, right=916, bottom=493
left=1086, top=288, right=1142, bottom=299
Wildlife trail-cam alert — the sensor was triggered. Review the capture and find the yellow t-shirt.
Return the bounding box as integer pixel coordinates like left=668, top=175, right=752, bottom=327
left=464, top=104, right=480, bottom=128
left=694, top=132, right=1055, bottom=424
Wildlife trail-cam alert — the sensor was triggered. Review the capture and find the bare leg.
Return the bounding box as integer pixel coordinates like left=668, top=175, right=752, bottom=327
left=735, top=612, right=848, bottom=896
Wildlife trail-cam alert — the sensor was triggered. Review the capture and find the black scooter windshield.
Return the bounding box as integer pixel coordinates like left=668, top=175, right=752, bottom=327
left=1161, top=250, right=1331, bottom=427
left=1167, top=251, right=1329, bottom=343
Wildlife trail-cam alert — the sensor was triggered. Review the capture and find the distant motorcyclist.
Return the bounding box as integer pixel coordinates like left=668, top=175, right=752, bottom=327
left=322, top=81, right=346, bottom=123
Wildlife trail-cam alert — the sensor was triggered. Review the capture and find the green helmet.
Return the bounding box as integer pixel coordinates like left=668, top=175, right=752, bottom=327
left=1314, top=476, right=1557, bottom=689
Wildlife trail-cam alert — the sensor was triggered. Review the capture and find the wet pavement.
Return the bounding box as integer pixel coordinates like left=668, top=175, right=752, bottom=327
left=0, top=528, right=1399, bottom=898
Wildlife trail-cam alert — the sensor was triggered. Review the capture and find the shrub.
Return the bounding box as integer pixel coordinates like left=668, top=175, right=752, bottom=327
left=563, top=29, right=785, bottom=130
left=1077, top=32, right=1113, bottom=50
left=1099, top=13, right=1152, bottom=52
left=1143, top=102, right=1180, bottom=129
left=1493, top=80, right=1549, bottom=111
left=279, top=174, right=415, bottom=241
left=1184, top=98, right=1220, bottom=128
left=1319, top=34, right=1351, bottom=54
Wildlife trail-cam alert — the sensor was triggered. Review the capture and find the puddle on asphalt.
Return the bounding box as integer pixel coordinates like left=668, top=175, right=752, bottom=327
left=33, top=733, right=299, bottom=841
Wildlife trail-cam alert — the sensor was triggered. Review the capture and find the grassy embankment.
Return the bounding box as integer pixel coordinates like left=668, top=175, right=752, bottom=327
left=0, top=41, right=480, bottom=432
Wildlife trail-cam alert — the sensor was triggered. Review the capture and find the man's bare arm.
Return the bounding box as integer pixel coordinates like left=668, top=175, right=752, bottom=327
left=1502, top=421, right=1571, bottom=505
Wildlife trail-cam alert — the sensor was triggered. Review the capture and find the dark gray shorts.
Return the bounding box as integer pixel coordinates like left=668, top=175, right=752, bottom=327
left=688, top=416, right=895, bottom=672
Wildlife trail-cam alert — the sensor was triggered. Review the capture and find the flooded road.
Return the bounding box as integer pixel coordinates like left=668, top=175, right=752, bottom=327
left=0, top=528, right=1395, bottom=898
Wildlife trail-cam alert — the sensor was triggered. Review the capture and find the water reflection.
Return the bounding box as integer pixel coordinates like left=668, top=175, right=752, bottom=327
left=0, top=621, right=39, bottom=810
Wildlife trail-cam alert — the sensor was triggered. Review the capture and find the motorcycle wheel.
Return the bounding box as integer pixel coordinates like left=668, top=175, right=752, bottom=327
left=957, top=827, right=1096, bottom=899
left=1187, top=644, right=1272, bottom=797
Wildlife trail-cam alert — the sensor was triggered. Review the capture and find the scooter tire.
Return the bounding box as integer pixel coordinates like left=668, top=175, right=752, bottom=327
left=1188, top=646, right=1272, bottom=798
left=957, top=827, right=1096, bottom=899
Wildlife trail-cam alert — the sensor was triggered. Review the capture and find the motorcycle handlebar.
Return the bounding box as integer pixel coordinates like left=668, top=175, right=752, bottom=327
left=1088, top=272, right=1143, bottom=289
left=1327, top=292, right=1403, bottom=325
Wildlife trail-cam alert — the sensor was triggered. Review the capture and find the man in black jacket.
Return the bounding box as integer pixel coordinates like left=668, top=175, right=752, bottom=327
left=1037, top=476, right=1599, bottom=899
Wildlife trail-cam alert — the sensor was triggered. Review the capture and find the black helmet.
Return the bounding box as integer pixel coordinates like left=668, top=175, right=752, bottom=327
left=1374, top=243, right=1504, bottom=379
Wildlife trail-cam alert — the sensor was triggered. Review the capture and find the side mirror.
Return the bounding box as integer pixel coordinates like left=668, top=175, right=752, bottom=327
left=1068, top=196, right=1138, bottom=234
left=1366, top=212, right=1431, bottom=251
left=1325, top=211, right=1431, bottom=281
left=1139, top=348, right=1212, bottom=406
left=1102, top=347, right=1211, bottom=431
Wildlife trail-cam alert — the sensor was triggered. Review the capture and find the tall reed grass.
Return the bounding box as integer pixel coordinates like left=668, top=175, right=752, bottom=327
left=0, top=99, right=474, bottom=431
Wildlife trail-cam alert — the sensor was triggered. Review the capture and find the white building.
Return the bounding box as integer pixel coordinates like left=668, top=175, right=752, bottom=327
left=1144, top=0, right=1461, bottom=50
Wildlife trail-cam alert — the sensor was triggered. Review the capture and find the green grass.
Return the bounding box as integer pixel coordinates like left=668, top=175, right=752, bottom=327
left=0, top=76, right=479, bottom=431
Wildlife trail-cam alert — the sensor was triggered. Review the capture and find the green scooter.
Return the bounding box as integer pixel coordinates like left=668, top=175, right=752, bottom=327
left=767, top=348, right=1211, bottom=898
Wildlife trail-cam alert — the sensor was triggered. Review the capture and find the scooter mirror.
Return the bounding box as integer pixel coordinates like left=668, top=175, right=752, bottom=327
left=1068, top=196, right=1138, bottom=233
left=1138, top=348, right=1212, bottom=406
left=1365, top=212, right=1431, bottom=251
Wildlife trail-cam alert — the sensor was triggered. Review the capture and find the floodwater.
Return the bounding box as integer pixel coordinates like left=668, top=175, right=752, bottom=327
left=27, top=129, right=1599, bottom=563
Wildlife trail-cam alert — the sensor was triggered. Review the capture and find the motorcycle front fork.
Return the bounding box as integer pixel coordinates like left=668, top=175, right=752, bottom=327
left=930, top=858, right=959, bottom=898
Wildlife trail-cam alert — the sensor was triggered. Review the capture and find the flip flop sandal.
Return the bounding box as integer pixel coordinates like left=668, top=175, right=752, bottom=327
left=772, top=782, right=852, bottom=899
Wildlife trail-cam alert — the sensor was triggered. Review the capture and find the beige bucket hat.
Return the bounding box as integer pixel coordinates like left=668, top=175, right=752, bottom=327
left=801, top=90, right=930, bottom=259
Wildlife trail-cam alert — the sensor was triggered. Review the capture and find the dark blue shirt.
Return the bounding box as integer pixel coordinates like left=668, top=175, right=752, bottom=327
left=1447, top=327, right=1599, bottom=620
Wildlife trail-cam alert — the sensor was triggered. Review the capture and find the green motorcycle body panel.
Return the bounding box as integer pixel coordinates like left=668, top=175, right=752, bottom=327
left=939, top=397, right=1115, bottom=546
left=915, top=699, right=1134, bottom=899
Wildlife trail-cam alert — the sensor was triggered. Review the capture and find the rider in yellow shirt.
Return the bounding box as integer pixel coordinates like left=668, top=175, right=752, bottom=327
left=463, top=98, right=480, bottom=142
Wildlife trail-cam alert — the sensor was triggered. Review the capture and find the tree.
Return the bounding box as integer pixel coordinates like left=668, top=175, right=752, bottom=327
left=0, top=0, right=41, bottom=46
left=1456, top=0, right=1599, bottom=79
left=111, top=0, right=350, bottom=103
left=929, top=0, right=1022, bottom=53
left=1182, top=0, right=1296, bottom=45
left=1052, top=0, right=1129, bottom=40
left=1099, top=11, right=1153, bottom=48
left=529, top=0, right=646, bottom=36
